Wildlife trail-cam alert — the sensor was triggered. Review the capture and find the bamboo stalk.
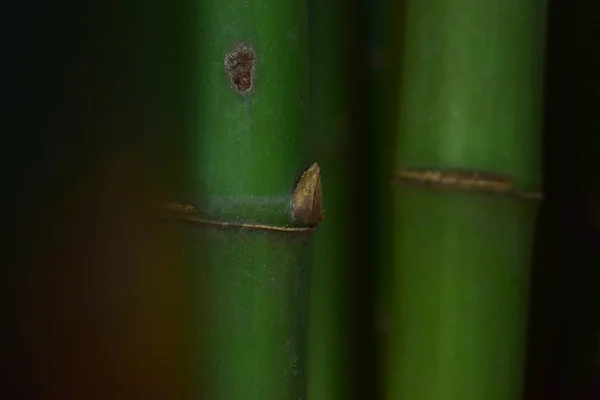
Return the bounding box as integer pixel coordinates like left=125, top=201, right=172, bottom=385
left=306, top=0, right=350, bottom=399
left=387, top=1, right=547, bottom=399
left=164, top=2, right=317, bottom=399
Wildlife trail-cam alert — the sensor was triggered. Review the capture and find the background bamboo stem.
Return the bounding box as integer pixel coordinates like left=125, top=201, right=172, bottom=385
left=386, top=1, right=547, bottom=399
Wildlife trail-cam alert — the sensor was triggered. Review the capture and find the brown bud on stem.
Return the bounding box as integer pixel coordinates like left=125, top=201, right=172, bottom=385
left=292, top=163, right=324, bottom=226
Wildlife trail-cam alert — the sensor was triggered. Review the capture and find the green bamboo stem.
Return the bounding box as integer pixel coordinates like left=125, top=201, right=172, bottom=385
left=166, top=2, right=316, bottom=399
left=387, top=1, right=546, bottom=399
left=306, top=0, right=350, bottom=399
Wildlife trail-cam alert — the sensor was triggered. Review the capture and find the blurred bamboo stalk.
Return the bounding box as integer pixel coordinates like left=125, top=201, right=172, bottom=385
left=386, top=1, right=547, bottom=399
left=307, top=0, right=350, bottom=399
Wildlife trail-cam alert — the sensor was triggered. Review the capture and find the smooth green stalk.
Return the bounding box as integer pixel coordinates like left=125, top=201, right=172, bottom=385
left=192, top=2, right=310, bottom=213
left=387, top=1, right=546, bottom=399
left=167, top=1, right=315, bottom=399
left=306, top=0, right=350, bottom=399
left=182, top=226, right=313, bottom=400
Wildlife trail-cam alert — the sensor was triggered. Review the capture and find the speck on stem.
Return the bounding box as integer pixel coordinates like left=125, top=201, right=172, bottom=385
left=224, top=43, right=257, bottom=94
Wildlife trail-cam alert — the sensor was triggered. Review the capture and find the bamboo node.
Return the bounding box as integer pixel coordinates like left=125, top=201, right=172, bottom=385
left=162, top=203, right=317, bottom=233
left=292, top=163, right=324, bottom=225
left=392, top=168, right=542, bottom=199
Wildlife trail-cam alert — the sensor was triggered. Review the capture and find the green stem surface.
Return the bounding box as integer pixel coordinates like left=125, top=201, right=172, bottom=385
left=184, top=227, right=311, bottom=400
left=387, top=1, right=546, bottom=399
left=171, top=1, right=313, bottom=399
left=306, top=0, right=350, bottom=399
